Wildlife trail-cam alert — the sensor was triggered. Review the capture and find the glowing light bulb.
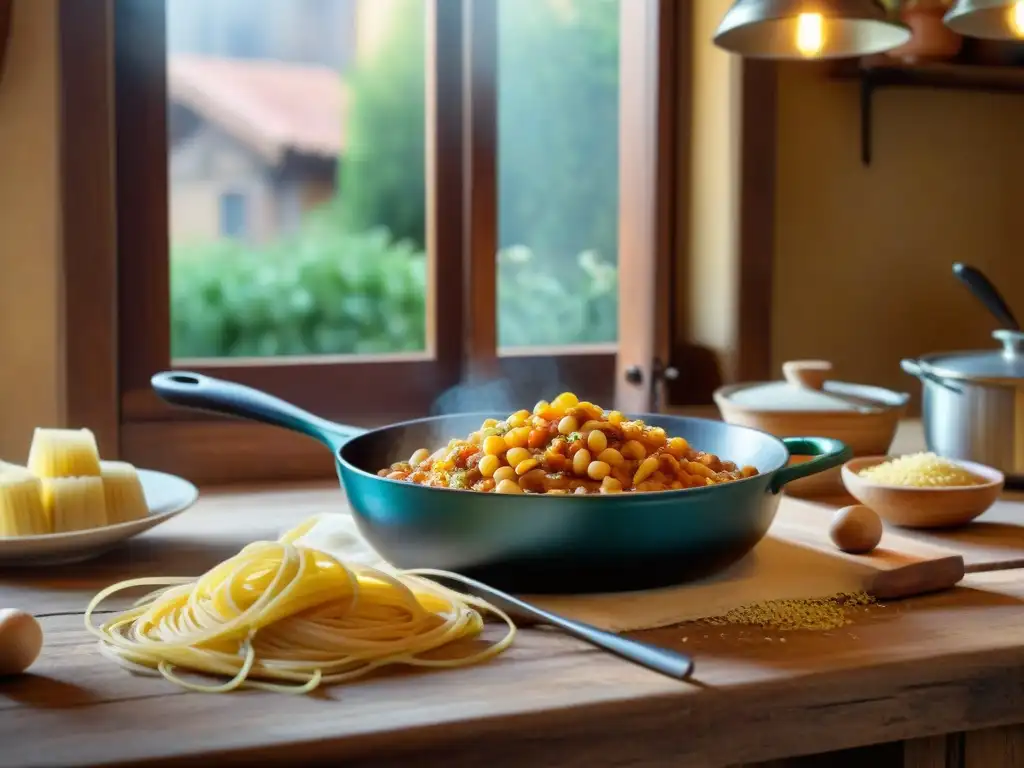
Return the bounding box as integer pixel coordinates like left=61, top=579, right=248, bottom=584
left=795, top=12, right=825, bottom=57
left=1011, top=1, right=1024, bottom=38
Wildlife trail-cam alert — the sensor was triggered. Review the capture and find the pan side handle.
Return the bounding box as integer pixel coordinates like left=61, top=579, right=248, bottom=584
left=900, top=359, right=963, bottom=395
left=769, top=437, right=851, bottom=495
left=151, top=371, right=366, bottom=450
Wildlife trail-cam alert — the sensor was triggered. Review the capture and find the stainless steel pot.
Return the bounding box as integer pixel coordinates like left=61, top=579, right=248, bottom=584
left=902, top=329, right=1024, bottom=481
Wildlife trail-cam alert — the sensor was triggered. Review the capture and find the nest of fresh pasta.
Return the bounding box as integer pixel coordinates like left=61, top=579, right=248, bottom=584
left=379, top=393, right=758, bottom=495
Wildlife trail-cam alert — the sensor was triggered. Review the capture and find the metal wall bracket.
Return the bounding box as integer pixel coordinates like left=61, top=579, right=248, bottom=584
left=851, top=62, right=1024, bottom=169
left=0, top=0, right=12, bottom=89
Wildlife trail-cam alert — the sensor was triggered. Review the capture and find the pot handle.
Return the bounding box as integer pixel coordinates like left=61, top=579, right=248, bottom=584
left=769, top=437, right=851, bottom=495
left=900, top=358, right=963, bottom=394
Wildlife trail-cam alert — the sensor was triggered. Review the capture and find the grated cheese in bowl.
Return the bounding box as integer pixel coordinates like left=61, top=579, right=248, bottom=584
left=857, top=452, right=985, bottom=488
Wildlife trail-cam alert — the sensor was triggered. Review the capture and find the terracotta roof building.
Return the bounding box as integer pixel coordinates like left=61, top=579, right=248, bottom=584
left=167, top=54, right=348, bottom=245
left=168, top=54, right=348, bottom=163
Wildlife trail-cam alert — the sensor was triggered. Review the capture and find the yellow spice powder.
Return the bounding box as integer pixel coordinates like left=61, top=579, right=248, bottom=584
left=701, top=592, right=875, bottom=632
left=857, top=452, right=983, bottom=488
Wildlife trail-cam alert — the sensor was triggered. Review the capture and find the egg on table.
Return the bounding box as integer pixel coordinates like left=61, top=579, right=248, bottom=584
left=0, top=608, right=43, bottom=676
left=829, top=504, right=883, bottom=555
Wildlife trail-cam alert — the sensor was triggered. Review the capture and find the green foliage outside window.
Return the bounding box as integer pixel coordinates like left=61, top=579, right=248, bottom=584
left=170, top=0, right=620, bottom=358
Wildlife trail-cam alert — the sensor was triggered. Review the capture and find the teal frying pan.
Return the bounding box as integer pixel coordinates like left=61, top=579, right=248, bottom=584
left=152, top=371, right=850, bottom=595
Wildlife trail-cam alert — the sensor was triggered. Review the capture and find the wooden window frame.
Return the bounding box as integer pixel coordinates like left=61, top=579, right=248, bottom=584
left=114, top=0, right=466, bottom=449
left=58, top=0, right=774, bottom=485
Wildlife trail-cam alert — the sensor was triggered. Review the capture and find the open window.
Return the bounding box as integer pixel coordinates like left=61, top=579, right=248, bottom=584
left=91, top=0, right=683, bottom=484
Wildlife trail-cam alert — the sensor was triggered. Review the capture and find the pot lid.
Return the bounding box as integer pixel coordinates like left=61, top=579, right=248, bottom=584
left=718, top=360, right=909, bottom=413
left=918, top=330, right=1024, bottom=383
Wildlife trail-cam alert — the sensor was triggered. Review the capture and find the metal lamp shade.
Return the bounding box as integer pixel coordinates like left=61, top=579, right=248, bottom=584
left=713, top=0, right=912, bottom=59
left=945, top=0, right=1024, bottom=40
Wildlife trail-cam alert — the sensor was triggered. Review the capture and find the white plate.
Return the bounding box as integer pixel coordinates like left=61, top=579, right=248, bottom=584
left=0, top=469, right=199, bottom=566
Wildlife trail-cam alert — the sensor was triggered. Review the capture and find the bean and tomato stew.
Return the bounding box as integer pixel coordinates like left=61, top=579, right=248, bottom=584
left=378, top=393, right=758, bottom=495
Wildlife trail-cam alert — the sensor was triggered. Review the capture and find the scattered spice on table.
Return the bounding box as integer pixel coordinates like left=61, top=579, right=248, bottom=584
left=701, top=592, right=876, bottom=632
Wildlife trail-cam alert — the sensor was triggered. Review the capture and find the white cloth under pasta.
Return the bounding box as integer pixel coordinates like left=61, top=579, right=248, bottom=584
left=287, top=514, right=868, bottom=633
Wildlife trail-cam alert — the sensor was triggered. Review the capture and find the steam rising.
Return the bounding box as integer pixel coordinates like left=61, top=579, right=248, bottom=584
left=430, top=378, right=518, bottom=416
left=430, top=357, right=567, bottom=416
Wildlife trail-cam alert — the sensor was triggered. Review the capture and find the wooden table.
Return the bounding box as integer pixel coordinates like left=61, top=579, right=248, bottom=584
left=5, top=423, right=1024, bottom=768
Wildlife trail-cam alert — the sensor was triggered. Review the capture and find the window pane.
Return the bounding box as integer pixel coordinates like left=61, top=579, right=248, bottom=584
left=496, top=0, right=620, bottom=350
left=167, top=0, right=429, bottom=359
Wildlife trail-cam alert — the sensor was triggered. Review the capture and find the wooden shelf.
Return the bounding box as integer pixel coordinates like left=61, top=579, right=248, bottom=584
left=832, top=61, right=1024, bottom=166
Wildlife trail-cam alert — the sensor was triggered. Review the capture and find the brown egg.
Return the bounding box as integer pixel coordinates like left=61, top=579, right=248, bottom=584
left=0, top=609, right=43, bottom=676
left=829, top=504, right=883, bottom=554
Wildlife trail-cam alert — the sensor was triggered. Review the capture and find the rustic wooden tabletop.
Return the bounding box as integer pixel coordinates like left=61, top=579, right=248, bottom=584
left=3, top=423, right=1024, bottom=768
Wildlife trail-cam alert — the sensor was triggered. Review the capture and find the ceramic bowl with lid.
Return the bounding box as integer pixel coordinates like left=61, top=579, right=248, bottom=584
left=902, top=329, right=1024, bottom=482
left=714, top=360, right=911, bottom=496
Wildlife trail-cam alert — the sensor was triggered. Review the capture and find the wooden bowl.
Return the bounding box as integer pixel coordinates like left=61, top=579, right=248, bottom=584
left=840, top=456, right=1004, bottom=529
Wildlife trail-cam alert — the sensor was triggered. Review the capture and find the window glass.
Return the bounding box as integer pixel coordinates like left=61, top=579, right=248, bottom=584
left=166, top=0, right=429, bottom=359
left=496, top=0, right=620, bottom=350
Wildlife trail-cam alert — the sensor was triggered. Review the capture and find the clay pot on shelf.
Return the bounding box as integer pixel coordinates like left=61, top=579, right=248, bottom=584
left=713, top=360, right=911, bottom=498
left=885, top=0, right=963, bottom=63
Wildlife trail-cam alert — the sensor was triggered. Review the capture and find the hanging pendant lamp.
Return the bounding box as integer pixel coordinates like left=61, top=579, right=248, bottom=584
left=945, top=0, right=1024, bottom=39
left=713, top=0, right=912, bottom=59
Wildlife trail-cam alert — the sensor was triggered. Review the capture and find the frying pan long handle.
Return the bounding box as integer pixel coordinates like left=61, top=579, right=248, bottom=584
left=151, top=371, right=365, bottom=449
left=444, top=574, right=694, bottom=681
left=953, top=262, right=1020, bottom=331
